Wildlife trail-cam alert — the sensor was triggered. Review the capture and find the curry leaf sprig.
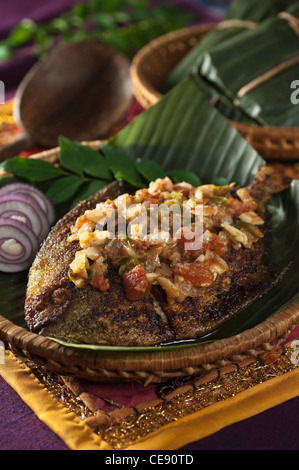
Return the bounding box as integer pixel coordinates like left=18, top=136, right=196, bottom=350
left=0, top=0, right=195, bottom=61
left=0, top=136, right=215, bottom=218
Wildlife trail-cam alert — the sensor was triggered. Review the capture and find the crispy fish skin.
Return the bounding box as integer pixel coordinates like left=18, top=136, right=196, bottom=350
left=247, top=165, right=291, bottom=205
left=42, top=262, right=175, bottom=346
left=25, top=181, right=175, bottom=346
left=24, top=166, right=292, bottom=347
left=151, top=232, right=275, bottom=340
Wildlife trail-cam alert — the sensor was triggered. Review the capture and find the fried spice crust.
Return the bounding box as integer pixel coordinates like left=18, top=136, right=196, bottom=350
left=24, top=167, right=291, bottom=347
left=24, top=180, right=175, bottom=346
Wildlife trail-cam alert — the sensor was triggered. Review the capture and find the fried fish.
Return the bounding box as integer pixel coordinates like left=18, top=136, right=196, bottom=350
left=24, top=166, right=291, bottom=347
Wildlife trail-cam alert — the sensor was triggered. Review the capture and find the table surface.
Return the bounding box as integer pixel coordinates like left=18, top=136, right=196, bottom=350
left=0, top=0, right=298, bottom=451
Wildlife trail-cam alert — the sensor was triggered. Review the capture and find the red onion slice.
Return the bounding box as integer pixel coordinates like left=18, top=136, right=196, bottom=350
left=0, top=183, right=56, bottom=225
left=0, top=217, right=39, bottom=272
left=0, top=193, right=50, bottom=243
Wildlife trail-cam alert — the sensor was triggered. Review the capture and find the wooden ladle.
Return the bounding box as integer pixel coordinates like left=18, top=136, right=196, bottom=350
left=0, top=39, right=133, bottom=161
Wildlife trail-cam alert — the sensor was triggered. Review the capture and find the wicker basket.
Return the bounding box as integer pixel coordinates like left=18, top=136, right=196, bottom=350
left=131, top=24, right=299, bottom=161
left=0, top=143, right=298, bottom=383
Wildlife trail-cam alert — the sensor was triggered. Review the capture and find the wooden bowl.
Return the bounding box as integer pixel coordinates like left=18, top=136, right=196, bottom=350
left=131, top=24, right=299, bottom=161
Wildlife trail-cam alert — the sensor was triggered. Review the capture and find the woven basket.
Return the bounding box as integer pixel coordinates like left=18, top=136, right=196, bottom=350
left=131, top=24, right=299, bottom=161
left=0, top=146, right=298, bottom=384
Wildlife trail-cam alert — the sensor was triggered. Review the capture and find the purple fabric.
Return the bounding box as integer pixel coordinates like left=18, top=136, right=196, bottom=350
left=0, top=376, right=69, bottom=450
left=1, top=373, right=298, bottom=450
left=182, top=397, right=299, bottom=451
left=0, top=0, right=298, bottom=451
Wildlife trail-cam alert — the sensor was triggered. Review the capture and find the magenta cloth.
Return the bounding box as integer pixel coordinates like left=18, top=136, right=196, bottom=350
left=0, top=0, right=298, bottom=451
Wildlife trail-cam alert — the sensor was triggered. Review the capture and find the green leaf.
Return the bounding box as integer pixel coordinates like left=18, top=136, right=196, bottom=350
left=71, top=2, right=89, bottom=19
left=70, top=179, right=107, bottom=207
left=0, top=44, right=12, bottom=61
left=81, top=147, right=112, bottom=181
left=0, top=157, right=65, bottom=182
left=8, top=19, right=37, bottom=46
left=46, top=175, right=84, bottom=204
left=135, top=158, right=167, bottom=182
left=59, top=136, right=112, bottom=180
left=94, top=12, right=117, bottom=29
left=100, top=142, right=145, bottom=187
left=212, top=177, right=230, bottom=186
left=167, top=169, right=202, bottom=186
left=109, top=77, right=263, bottom=186
left=59, top=136, right=86, bottom=176
left=50, top=18, right=70, bottom=33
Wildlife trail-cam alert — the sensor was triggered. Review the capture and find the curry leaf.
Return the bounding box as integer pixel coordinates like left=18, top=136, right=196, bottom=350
left=58, top=136, right=87, bottom=176
left=135, top=158, right=167, bottom=182
left=100, top=142, right=145, bottom=187
left=81, top=147, right=112, bottom=181
left=167, top=169, right=202, bottom=187
left=46, top=175, right=84, bottom=204
left=59, top=136, right=112, bottom=180
left=0, top=156, right=65, bottom=182
left=70, top=179, right=107, bottom=207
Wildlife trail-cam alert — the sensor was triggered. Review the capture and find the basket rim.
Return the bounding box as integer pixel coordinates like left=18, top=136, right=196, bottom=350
left=130, top=23, right=299, bottom=159
left=0, top=142, right=298, bottom=381
left=130, top=23, right=215, bottom=106
left=1, top=301, right=299, bottom=373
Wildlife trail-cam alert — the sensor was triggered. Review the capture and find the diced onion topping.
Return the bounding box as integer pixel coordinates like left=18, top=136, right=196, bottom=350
left=68, top=177, right=265, bottom=303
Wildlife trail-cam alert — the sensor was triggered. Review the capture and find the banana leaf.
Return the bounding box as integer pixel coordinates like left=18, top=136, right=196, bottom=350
left=225, top=0, right=295, bottom=21
left=0, top=76, right=298, bottom=351
left=192, top=74, right=260, bottom=124
left=195, top=2, right=299, bottom=126
left=163, top=0, right=297, bottom=92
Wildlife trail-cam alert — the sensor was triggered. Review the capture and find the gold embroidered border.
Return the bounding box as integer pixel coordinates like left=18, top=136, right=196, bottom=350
left=24, top=343, right=298, bottom=450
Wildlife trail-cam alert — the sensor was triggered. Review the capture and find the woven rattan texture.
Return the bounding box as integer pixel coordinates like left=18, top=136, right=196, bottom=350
left=130, top=24, right=299, bottom=161
left=0, top=144, right=298, bottom=383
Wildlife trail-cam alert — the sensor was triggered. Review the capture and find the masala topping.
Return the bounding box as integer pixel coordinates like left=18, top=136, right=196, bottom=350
left=68, top=177, right=265, bottom=303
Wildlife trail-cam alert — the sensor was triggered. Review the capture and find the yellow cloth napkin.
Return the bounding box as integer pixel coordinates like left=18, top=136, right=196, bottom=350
left=1, top=348, right=298, bottom=451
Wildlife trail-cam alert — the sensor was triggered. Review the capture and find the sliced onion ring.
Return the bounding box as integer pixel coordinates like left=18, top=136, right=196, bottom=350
left=0, top=183, right=56, bottom=225
left=0, top=192, right=50, bottom=243
left=0, top=217, right=39, bottom=272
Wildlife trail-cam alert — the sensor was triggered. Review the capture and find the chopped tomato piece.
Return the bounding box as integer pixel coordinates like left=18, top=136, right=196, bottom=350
left=177, top=230, right=227, bottom=258
left=122, top=264, right=149, bottom=301
left=229, top=198, right=257, bottom=216
left=92, top=274, right=110, bottom=292
left=174, top=260, right=214, bottom=287
left=210, top=235, right=227, bottom=256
